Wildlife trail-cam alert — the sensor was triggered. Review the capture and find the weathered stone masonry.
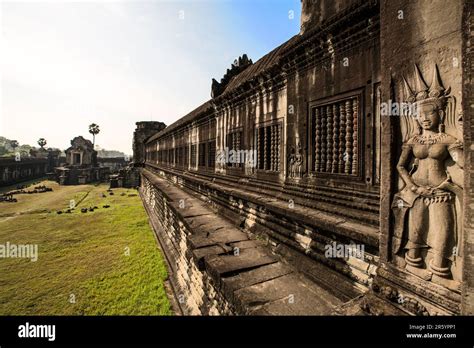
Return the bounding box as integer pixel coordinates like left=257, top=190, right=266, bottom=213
left=138, top=0, right=473, bottom=315
left=141, top=168, right=347, bottom=315
left=0, top=157, right=49, bottom=186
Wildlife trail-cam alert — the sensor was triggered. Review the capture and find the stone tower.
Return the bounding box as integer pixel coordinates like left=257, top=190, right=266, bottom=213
left=132, top=121, right=166, bottom=166
left=300, top=0, right=361, bottom=35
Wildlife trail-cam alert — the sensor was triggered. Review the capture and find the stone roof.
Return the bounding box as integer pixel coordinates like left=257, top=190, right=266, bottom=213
left=147, top=100, right=213, bottom=142
left=219, top=36, right=299, bottom=97
left=66, top=136, right=94, bottom=151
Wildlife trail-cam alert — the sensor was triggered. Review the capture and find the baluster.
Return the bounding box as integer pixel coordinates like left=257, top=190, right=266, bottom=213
left=263, top=127, right=268, bottom=170
left=315, top=108, right=321, bottom=172
left=270, top=125, right=275, bottom=171
left=276, top=125, right=281, bottom=171
left=320, top=107, right=327, bottom=172
left=236, top=132, right=241, bottom=167
left=345, top=99, right=353, bottom=174
left=338, top=102, right=346, bottom=173
left=332, top=104, right=339, bottom=173
left=273, top=126, right=277, bottom=171
left=352, top=98, right=358, bottom=175
left=232, top=133, right=236, bottom=167
left=326, top=105, right=333, bottom=172
left=256, top=129, right=261, bottom=170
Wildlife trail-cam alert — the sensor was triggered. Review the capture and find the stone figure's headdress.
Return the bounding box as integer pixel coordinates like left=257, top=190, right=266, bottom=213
left=402, top=64, right=450, bottom=111
left=399, top=64, right=459, bottom=142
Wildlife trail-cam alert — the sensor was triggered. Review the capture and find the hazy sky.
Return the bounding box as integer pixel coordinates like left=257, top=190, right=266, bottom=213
left=1, top=0, right=301, bottom=154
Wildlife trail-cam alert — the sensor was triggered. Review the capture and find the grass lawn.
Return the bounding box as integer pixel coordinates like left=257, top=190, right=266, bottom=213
left=0, top=180, right=172, bottom=315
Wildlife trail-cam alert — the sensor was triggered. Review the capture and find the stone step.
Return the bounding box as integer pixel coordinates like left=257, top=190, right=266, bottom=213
left=205, top=247, right=278, bottom=282
left=234, top=273, right=342, bottom=315
left=142, top=169, right=358, bottom=315
left=221, top=262, right=293, bottom=301
left=188, top=229, right=248, bottom=249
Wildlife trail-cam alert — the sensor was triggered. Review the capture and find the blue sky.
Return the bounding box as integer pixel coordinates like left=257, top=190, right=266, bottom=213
left=1, top=0, right=301, bottom=154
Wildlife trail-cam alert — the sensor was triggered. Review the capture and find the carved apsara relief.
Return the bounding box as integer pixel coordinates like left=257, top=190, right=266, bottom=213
left=288, top=143, right=303, bottom=179
left=391, top=64, right=463, bottom=291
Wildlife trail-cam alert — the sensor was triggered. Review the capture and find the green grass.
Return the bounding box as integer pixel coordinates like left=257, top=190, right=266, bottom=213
left=0, top=181, right=172, bottom=315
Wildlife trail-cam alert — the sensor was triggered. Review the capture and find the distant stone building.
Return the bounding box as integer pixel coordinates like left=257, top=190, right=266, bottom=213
left=0, top=148, right=61, bottom=187
left=29, top=147, right=48, bottom=159
left=55, top=136, right=108, bottom=185
left=0, top=157, right=48, bottom=186
left=97, top=157, right=128, bottom=171
left=108, top=122, right=166, bottom=189
left=134, top=0, right=473, bottom=316
left=109, top=165, right=140, bottom=189
left=65, top=136, right=96, bottom=167
left=132, top=121, right=166, bottom=166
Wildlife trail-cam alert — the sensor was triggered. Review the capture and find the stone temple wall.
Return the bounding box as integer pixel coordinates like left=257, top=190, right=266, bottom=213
left=141, top=0, right=381, bottom=304
left=0, top=157, right=49, bottom=187
left=145, top=163, right=377, bottom=297
left=138, top=0, right=473, bottom=315
left=140, top=171, right=234, bottom=315
left=140, top=167, right=366, bottom=315
left=375, top=0, right=468, bottom=316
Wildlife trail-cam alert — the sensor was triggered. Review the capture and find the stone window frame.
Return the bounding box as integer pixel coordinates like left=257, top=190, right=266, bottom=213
left=198, top=142, right=207, bottom=168
left=255, top=120, right=282, bottom=173
left=71, top=151, right=82, bottom=165
left=226, top=128, right=244, bottom=169
left=166, top=148, right=173, bottom=166
left=207, top=139, right=216, bottom=169
left=176, top=146, right=185, bottom=168
left=308, top=89, right=363, bottom=180
left=190, top=144, right=197, bottom=170
left=184, top=145, right=189, bottom=167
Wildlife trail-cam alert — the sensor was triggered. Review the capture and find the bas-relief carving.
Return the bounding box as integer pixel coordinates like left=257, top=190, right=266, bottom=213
left=391, top=64, right=464, bottom=291
left=288, top=143, right=303, bottom=179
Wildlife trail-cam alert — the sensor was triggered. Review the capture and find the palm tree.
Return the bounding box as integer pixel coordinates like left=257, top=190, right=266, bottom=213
left=88, top=123, right=100, bottom=148
left=37, top=138, right=47, bottom=149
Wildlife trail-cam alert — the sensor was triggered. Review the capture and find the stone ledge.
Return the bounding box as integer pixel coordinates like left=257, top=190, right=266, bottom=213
left=146, top=164, right=379, bottom=247
left=145, top=166, right=380, bottom=292
left=141, top=169, right=362, bottom=315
